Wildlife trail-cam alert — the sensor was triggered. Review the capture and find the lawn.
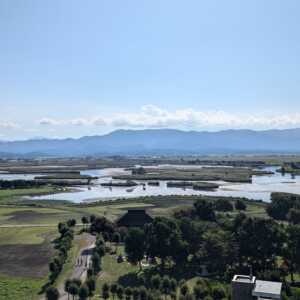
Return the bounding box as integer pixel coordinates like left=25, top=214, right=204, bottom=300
left=94, top=245, right=139, bottom=299
left=0, top=227, right=56, bottom=244
left=0, top=226, right=57, bottom=299
left=0, top=186, right=60, bottom=203
left=0, top=275, right=45, bottom=300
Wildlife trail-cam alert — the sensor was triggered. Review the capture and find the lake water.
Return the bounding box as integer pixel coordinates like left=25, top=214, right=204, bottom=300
left=16, top=165, right=300, bottom=203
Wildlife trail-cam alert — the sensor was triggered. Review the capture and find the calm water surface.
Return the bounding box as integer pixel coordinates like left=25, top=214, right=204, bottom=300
left=24, top=166, right=300, bottom=203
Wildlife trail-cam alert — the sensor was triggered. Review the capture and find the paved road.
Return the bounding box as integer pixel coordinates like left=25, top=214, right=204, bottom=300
left=57, top=234, right=96, bottom=300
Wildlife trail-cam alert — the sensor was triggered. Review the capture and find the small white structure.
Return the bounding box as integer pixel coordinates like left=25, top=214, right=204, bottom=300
left=252, top=280, right=282, bottom=300
left=232, top=275, right=282, bottom=300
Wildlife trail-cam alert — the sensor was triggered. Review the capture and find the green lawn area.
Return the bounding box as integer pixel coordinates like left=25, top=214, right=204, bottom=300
left=0, top=275, right=45, bottom=300
left=93, top=245, right=230, bottom=300
left=0, top=227, right=56, bottom=244
left=93, top=245, right=139, bottom=299
left=0, top=186, right=59, bottom=203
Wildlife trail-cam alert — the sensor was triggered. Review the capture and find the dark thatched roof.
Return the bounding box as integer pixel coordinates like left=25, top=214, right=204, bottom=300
left=116, top=209, right=153, bottom=227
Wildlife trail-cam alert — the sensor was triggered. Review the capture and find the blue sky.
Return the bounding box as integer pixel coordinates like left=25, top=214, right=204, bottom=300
left=1, top=0, right=300, bottom=140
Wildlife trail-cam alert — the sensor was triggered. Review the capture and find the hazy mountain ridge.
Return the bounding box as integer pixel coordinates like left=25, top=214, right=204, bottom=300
left=0, top=128, right=300, bottom=157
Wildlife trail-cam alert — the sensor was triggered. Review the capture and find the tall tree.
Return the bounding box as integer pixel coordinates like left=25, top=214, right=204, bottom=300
left=125, top=228, right=146, bottom=270
left=193, top=199, right=215, bottom=221
left=78, top=284, right=89, bottom=300
left=284, top=225, right=300, bottom=282
left=46, top=286, right=60, bottom=300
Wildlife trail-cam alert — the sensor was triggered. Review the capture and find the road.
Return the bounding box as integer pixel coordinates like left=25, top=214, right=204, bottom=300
left=57, top=233, right=96, bottom=300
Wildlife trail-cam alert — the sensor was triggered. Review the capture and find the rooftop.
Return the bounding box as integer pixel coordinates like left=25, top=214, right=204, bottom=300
left=252, top=280, right=282, bottom=299
left=116, top=209, right=153, bottom=227
left=232, top=275, right=256, bottom=284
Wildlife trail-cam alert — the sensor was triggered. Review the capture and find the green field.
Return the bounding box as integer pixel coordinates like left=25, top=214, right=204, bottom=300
left=0, top=186, right=63, bottom=203
left=0, top=226, right=57, bottom=300
left=0, top=186, right=268, bottom=300
left=0, top=276, right=45, bottom=300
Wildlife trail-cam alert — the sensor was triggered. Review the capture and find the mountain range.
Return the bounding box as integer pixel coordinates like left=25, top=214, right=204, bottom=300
left=0, top=128, right=300, bottom=157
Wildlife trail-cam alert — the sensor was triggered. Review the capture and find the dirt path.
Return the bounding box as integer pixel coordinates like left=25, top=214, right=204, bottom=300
left=57, top=233, right=96, bottom=300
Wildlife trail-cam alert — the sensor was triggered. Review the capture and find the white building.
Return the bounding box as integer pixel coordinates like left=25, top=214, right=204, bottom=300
left=232, top=275, right=282, bottom=300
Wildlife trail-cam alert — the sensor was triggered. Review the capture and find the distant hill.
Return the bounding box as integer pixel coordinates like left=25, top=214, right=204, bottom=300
left=0, top=128, right=300, bottom=157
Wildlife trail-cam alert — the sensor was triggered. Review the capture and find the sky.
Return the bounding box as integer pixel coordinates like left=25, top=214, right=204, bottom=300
left=1, top=0, right=300, bottom=140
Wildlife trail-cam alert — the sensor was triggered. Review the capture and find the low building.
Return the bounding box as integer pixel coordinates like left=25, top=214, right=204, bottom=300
left=116, top=209, right=153, bottom=228
left=232, top=275, right=282, bottom=300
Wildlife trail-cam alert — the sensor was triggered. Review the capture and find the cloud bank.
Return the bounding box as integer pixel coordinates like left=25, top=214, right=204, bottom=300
left=0, top=121, right=19, bottom=129
left=37, top=105, right=300, bottom=130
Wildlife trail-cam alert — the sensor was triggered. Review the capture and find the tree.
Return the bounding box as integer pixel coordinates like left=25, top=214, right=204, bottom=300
left=125, top=228, right=146, bottom=270
left=162, top=276, right=171, bottom=299
left=102, top=283, right=110, bottom=300
left=197, top=230, right=235, bottom=274
left=235, top=217, right=285, bottom=272
left=170, top=278, right=177, bottom=292
left=139, top=286, right=148, bottom=300
left=267, top=194, right=300, bottom=220
left=58, top=222, right=68, bottom=235
left=64, top=279, right=72, bottom=300
left=67, top=219, right=76, bottom=227
left=214, top=199, right=233, bottom=212
left=235, top=199, right=247, bottom=211
left=193, top=199, right=215, bottom=221
left=117, top=286, right=124, bottom=300
left=113, top=232, right=121, bottom=253
left=90, top=214, right=96, bottom=223
left=180, top=284, right=189, bottom=296
left=288, top=208, right=300, bottom=224
left=111, top=283, right=118, bottom=300
left=132, top=288, right=140, bottom=300
left=46, top=286, right=60, bottom=300
left=193, top=281, right=208, bottom=299
left=284, top=225, right=300, bottom=282
left=69, top=283, right=79, bottom=300
left=151, top=274, right=161, bottom=290
left=292, top=289, right=300, bottom=300
left=178, top=218, right=204, bottom=254
left=91, top=252, right=101, bottom=273
left=86, top=277, right=96, bottom=297
left=81, top=216, right=89, bottom=229
left=78, top=284, right=89, bottom=300
left=145, top=217, right=183, bottom=268
left=125, top=287, right=133, bottom=300
left=211, top=286, right=226, bottom=300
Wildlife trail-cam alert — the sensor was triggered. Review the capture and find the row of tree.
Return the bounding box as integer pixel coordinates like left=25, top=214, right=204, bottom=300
left=0, top=179, right=46, bottom=189
left=100, top=277, right=229, bottom=300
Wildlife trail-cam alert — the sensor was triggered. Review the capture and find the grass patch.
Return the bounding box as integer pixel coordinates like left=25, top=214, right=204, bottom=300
left=0, top=227, right=56, bottom=245
left=95, top=245, right=139, bottom=295
left=0, top=186, right=60, bottom=203
left=0, top=275, right=45, bottom=300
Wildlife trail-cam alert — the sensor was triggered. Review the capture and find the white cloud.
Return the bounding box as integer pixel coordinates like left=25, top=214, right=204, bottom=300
left=39, top=118, right=61, bottom=126
left=36, top=105, right=300, bottom=130
left=0, top=121, right=19, bottom=129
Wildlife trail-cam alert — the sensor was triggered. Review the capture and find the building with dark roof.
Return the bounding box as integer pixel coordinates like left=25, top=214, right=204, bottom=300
left=116, top=209, right=153, bottom=228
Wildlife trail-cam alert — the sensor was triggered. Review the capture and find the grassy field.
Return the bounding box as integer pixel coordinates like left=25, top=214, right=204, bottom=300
left=0, top=275, right=46, bottom=300
left=0, top=189, right=268, bottom=300
left=0, top=186, right=63, bottom=203
left=0, top=226, right=57, bottom=300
